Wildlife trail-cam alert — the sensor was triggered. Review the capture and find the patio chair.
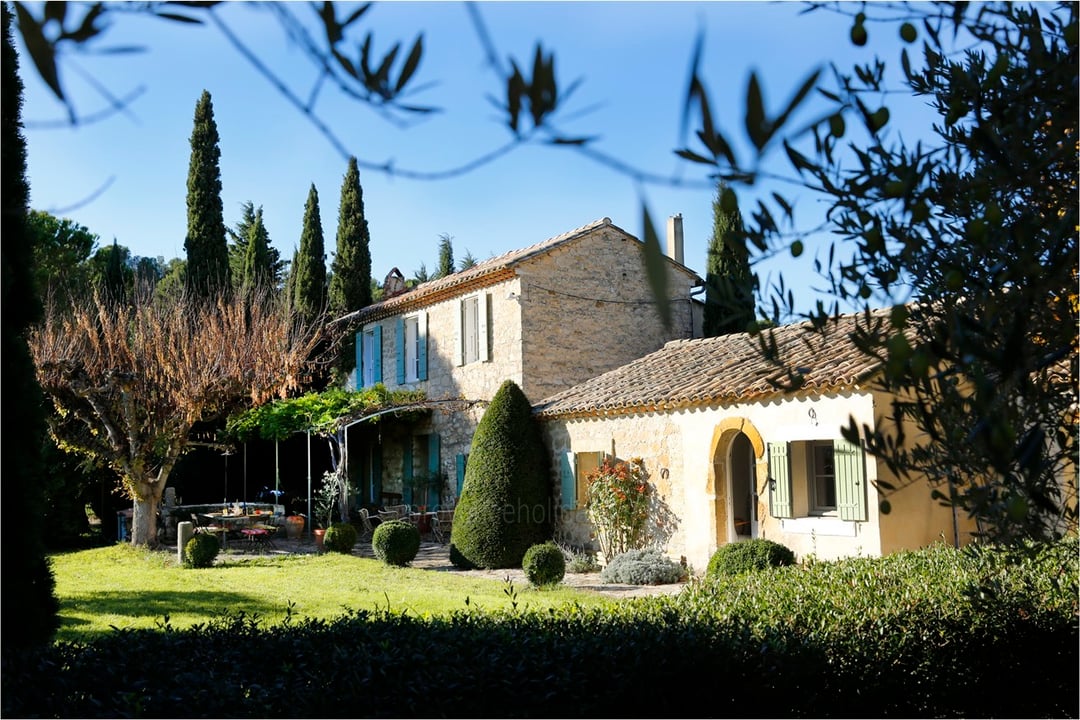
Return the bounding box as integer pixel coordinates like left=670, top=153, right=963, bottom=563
left=356, top=508, right=375, bottom=541
left=431, top=508, right=454, bottom=544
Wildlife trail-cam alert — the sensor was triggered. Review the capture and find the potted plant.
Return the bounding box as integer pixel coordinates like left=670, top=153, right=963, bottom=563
left=311, top=472, right=342, bottom=551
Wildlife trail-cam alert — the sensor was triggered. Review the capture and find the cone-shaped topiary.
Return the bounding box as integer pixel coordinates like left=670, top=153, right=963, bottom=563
left=450, top=379, right=552, bottom=569
left=323, top=521, right=358, bottom=553
left=522, top=541, right=566, bottom=587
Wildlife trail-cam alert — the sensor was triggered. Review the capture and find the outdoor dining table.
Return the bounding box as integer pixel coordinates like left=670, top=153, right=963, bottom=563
left=202, top=513, right=255, bottom=549
left=409, top=511, right=438, bottom=536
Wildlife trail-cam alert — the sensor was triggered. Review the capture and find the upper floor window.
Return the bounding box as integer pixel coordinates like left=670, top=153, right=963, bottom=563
left=458, top=292, right=490, bottom=366
left=356, top=326, right=381, bottom=389
left=809, top=441, right=837, bottom=514
left=396, top=313, right=427, bottom=383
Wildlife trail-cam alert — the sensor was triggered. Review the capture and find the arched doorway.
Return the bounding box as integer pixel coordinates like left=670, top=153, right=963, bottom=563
left=729, top=433, right=755, bottom=538
left=709, top=418, right=764, bottom=546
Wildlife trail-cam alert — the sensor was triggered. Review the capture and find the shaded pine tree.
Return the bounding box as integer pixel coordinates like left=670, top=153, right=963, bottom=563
left=1, top=2, right=60, bottom=649
left=703, top=182, right=756, bottom=337
left=436, top=233, right=454, bottom=278
left=458, top=249, right=478, bottom=271
left=229, top=201, right=284, bottom=291
left=241, top=206, right=272, bottom=295
left=293, top=184, right=327, bottom=322
left=184, top=90, right=230, bottom=299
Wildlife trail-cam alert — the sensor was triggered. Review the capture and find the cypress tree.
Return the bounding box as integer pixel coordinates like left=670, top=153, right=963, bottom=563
left=1, top=2, right=60, bottom=649
left=102, top=239, right=127, bottom=302
left=184, top=90, right=230, bottom=299
left=436, top=233, right=454, bottom=278
left=328, top=157, right=373, bottom=316
left=703, top=182, right=756, bottom=337
left=450, top=380, right=552, bottom=569
left=293, top=184, right=327, bottom=322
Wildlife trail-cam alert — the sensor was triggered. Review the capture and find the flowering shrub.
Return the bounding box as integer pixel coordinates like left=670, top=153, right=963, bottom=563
left=586, top=457, right=651, bottom=563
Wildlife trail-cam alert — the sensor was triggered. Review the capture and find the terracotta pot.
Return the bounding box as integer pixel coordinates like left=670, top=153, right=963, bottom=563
left=313, top=528, right=326, bottom=551
left=284, top=515, right=304, bottom=540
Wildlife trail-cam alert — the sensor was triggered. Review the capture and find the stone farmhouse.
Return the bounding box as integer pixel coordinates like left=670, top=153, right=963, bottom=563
left=534, top=310, right=982, bottom=570
left=334, top=216, right=703, bottom=511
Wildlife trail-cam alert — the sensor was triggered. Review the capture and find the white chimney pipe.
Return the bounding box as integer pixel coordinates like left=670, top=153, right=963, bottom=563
left=666, top=213, right=684, bottom=266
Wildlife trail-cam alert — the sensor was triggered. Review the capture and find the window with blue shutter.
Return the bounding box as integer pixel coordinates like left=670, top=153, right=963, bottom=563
left=395, top=317, right=405, bottom=384
left=417, top=312, right=428, bottom=381
left=358, top=326, right=382, bottom=388
left=455, top=453, right=468, bottom=499
left=427, top=434, right=440, bottom=507
left=354, top=330, right=363, bottom=389
left=560, top=452, right=576, bottom=510
left=768, top=442, right=793, bottom=518
left=833, top=437, right=867, bottom=521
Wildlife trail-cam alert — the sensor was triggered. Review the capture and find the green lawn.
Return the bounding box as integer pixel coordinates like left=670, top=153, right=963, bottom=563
left=50, top=545, right=609, bottom=643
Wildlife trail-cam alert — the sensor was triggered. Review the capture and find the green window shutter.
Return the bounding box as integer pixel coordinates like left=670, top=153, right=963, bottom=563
left=768, top=442, right=793, bottom=518
left=455, top=453, right=467, bottom=498
left=834, top=437, right=868, bottom=521
left=395, top=317, right=405, bottom=384
left=354, top=331, right=364, bottom=390
left=478, top=293, right=490, bottom=362
left=560, top=452, right=577, bottom=510
left=372, top=326, right=382, bottom=383
left=402, top=440, right=414, bottom=505
left=418, top=312, right=428, bottom=381
left=427, top=433, right=441, bottom=506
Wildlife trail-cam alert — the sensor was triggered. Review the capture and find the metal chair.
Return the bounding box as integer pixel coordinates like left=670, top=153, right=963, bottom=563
left=431, top=508, right=454, bottom=544
left=356, top=508, right=375, bottom=541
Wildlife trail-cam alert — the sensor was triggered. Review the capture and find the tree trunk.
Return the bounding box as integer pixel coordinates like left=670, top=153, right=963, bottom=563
left=130, top=479, right=165, bottom=547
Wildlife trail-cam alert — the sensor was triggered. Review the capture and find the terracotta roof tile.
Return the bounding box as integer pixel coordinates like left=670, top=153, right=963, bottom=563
left=534, top=309, right=893, bottom=419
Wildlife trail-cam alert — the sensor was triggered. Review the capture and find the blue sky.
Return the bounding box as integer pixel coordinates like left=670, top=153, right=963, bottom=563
left=16, top=1, right=934, bottom=315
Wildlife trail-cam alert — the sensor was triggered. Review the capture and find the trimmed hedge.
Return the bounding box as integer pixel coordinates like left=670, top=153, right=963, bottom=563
left=183, top=533, right=220, bottom=568
left=706, top=538, right=795, bottom=578
left=4, top=539, right=1076, bottom=718
left=522, top=541, right=566, bottom=586
left=371, top=520, right=420, bottom=566
left=322, top=522, right=358, bottom=554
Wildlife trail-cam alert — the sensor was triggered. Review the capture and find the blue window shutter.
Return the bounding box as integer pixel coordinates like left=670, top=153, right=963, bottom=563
left=427, top=433, right=441, bottom=506
left=768, top=442, right=793, bottom=519
left=560, top=452, right=577, bottom=510
left=455, top=454, right=467, bottom=498
left=355, top=331, right=364, bottom=389
left=418, top=312, right=428, bottom=381
left=834, top=437, right=867, bottom=521
left=395, top=317, right=405, bottom=384
left=402, top=440, right=414, bottom=505
left=372, top=326, right=382, bottom=383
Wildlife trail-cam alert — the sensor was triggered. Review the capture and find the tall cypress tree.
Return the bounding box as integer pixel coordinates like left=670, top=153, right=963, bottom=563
left=102, top=239, right=127, bottom=302
left=293, top=183, right=327, bottom=322
left=328, top=156, right=372, bottom=316
left=1, top=2, right=60, bottom=649
left=703, top=182, right=756, bottom=337
left=184, top=90, right=230, bottom=299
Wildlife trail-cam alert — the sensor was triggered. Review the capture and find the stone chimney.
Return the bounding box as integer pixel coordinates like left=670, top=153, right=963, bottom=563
left=666, top=213, right=684, bottom=266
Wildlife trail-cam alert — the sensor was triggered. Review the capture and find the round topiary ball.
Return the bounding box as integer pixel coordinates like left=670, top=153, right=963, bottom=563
left=183, top=533, right=220, bottom=568
left=323, top=521, right=358, bottom=554
left=522, top=541, right=566, bottom=587
left=706, top=538, right=795, bottom=578
left=371, top=519, right=421, bottom=566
